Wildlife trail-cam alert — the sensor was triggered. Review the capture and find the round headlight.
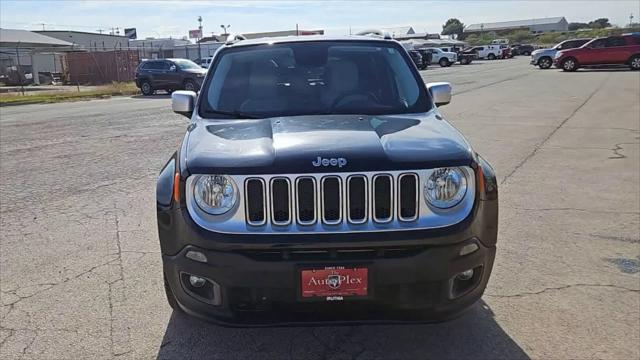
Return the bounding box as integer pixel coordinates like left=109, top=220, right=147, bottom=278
left=424, top=167, right=467, bottom=209
left=194, top=175, right=238, bottom=215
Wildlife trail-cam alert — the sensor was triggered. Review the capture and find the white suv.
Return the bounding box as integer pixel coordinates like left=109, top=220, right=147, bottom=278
left=423, top=48, right=457, bottom=67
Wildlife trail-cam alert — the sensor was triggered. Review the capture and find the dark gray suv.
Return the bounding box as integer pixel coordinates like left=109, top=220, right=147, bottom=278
left=135, top=58, right=207, bottom=95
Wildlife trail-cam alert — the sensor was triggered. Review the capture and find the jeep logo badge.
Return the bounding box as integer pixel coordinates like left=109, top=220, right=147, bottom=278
left=312, top=156, right=347, bottom=168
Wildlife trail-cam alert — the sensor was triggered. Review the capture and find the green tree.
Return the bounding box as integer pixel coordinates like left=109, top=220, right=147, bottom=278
left=568, top=22, right=590, bottom=31
left=588, top=18, right=611, bottom=29
left=442, top=18, right=465, bottom=39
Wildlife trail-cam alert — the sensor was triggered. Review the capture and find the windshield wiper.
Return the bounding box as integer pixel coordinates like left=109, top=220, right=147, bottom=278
left=207, top=109, right=260, bottom=119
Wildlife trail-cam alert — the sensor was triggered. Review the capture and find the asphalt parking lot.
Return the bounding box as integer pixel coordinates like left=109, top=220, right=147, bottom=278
left=1, top=57, right=638, bottom=359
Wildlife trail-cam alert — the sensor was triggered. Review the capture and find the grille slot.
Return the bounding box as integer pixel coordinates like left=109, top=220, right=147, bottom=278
left=398, top=173, right=419, bottom=221
left=321, top=176, right=342, bottom=225
left=295, top=177, right=316, bottom=225
left=347, top=176, right=367, bottom=224
left=373, top=174, right=393, bottom=223
left=270, top=178, right=291, bottom=225
left=245, top=178, right=266, bottom=225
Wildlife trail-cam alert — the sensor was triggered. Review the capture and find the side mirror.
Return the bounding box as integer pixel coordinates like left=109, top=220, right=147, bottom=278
left=172, top=91, right=196, bottom=118
left=426, top=82, right=452, bottom=107
left=169, top=65, right=177, bottom=72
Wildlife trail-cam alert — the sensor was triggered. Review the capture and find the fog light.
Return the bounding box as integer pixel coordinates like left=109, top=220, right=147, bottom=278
left=186, top=250, right=207, bottom=263
left=459, top=243, right=479, bottom=256
left=189, top=275, right=207, bottom=288
left=457, top=269, right=474, bottom=281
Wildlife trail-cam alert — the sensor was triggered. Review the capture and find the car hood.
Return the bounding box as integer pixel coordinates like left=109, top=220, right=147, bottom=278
left=182, top=68, right=207, bottom=75
left=532, top=48, right=555, bottom=56
left=184, top=111, right=475, bottom=175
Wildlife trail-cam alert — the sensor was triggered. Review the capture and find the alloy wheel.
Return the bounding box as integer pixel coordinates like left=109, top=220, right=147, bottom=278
left=563, top=59, right=575, bottom=71
left=540, top=58, right=551, bottom=69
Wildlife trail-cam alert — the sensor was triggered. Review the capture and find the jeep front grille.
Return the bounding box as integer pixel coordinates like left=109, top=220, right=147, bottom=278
left=245, top=172, right=420, bottom=227
left=185, top=167, right=476, bottom=234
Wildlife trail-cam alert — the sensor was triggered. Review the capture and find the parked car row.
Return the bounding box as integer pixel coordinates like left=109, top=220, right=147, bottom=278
left=530, top=38, right=591, bottom=69
left=531, top=33, right=640, bottom=71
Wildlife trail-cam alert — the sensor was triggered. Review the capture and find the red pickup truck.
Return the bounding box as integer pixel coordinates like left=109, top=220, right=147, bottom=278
left=554, top=33, right=640, bottom=71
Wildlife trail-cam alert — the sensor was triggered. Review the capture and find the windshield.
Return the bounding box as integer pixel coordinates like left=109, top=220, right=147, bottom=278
left=174, top=59, right=201, bottom=70
left=200, top=41, right=431, bottom=119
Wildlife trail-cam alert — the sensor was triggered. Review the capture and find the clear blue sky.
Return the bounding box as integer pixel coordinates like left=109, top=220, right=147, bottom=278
left=1, top=0, right=638, bottom=39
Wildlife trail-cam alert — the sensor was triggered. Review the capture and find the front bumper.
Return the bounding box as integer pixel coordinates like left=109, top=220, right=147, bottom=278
left=164, top=237, right=495, bottom=326
left=158, top=191, right=498, bottom=325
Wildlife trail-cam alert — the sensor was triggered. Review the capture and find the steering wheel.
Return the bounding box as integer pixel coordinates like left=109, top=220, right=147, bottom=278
left=330, top=91, right=380, bottom=110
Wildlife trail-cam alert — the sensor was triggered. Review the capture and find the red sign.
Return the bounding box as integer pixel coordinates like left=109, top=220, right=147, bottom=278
left=189, top=29, right=202, bottom=39
left=301, top=266, right=368, bottom=299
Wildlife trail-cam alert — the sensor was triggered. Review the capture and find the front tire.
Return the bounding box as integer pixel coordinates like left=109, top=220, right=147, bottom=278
left=439, top=58, right=450, bottom=67
left=487, top=53, right=496, bottom=60
left=140, top=81, right=154, bottom=96
left=629, top=55, right=640, bottom=70
left=561, top=57, right=578, bottom=72
left=538, top=57, right=552, bottom=69
left=460, top=57, right=469, bottom=65
left=184, top=79, right=197, bottom=92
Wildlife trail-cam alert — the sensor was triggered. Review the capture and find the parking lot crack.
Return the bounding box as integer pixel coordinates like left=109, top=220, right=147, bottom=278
left=501, top=74, right=610, bottom=185
left=486, top=283, right=639, bottom=298
left=455, top=72, right=535, bottom=95
left=1, top=258, right=119, bottom=307
left=511, top=207, right=640, bottom=215
left=570, top=232, right=639, bottom=243
left=106, top=211, right=131, bottom=358
left=608, top=142, right=636, bottom=159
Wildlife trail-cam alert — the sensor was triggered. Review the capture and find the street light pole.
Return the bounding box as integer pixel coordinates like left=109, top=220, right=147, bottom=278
left=220, top=24, right=231, bottom=40
left=197, top=16, right=202, bottom=63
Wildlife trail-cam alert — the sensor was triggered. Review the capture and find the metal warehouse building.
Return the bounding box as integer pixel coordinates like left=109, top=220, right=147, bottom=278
left=35, top=30, right=129, bottom=51
left=464, top=16, right=569, bottom=35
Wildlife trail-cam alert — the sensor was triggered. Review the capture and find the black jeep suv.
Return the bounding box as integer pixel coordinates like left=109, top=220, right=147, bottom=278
left=135, top=58, right=206, bottom=95
left=157, top=35, right=498, bottom=325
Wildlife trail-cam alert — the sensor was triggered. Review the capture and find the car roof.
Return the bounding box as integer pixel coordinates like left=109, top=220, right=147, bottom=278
left=224, top=35, right=396, bottom=48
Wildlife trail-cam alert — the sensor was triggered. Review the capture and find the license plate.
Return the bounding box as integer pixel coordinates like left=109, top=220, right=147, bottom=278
left=300, top=266, right=368, bottom=300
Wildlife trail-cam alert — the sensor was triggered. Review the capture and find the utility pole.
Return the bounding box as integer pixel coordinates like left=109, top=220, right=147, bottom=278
left=38, top=23, right=46, bottom=31
left=630, top=13, right=635, bottom=28
left=96, top=29, right=104, bottom=34
left=197, top=16, right=202, bottom=63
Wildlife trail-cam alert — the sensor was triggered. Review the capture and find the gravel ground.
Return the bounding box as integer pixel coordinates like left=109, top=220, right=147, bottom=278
left=1, top=57, right=638, bottom=359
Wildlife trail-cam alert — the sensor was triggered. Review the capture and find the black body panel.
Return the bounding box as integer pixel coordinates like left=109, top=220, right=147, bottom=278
left=184, top=112, right=475, bottom=175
